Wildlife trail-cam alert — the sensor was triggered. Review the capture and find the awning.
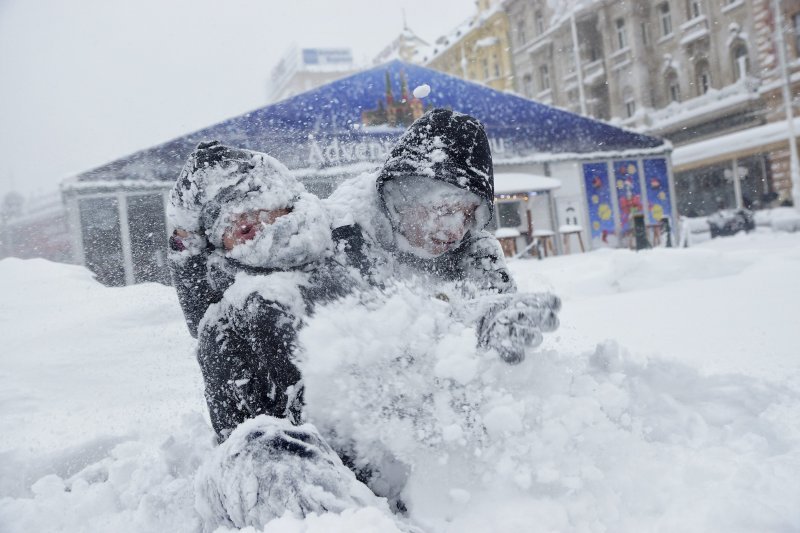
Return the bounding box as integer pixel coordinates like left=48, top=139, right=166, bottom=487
left=494, top=173, right=561, bottom=194
left=672, top=117, right=800, bottom=170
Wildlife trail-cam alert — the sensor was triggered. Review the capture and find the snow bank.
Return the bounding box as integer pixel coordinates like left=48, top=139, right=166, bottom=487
left=299, top=283, right=800, bottom=532
left=2, top=231, right=800, bottom=532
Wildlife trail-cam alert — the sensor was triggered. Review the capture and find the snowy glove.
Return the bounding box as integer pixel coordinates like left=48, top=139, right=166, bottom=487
left=194, top=416, right=388, bottom=530
left=477, top=292, right=561, bottom=364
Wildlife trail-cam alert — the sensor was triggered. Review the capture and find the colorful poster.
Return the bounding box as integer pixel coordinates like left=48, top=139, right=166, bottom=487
left=582, top=162, right=615, bottom=241
left=643, top=158, right=673, bottom=225
left=613, top=160, right=644, bottom=232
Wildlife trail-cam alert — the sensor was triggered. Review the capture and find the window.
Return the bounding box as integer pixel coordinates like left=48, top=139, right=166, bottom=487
left=686, top=0, right=702, bottom=19
left=615, top=18, right=627, bottom=49
left=666, top=70, right=681, bottom=102
left=732, top=44, right=749, bottom=80
left=523, top=74, right=534, bottom=97
left=695, top=60, right=711, bottom=94
left=641, top=22, right=650, bottom=45
left=623, top=88, right=636, bottom=118
left=539, top=64, right=550, bottom=91
left=794, top=12, right=800, bottom=56
left=517, top=20, right=526, bottom=46
left=659, top=2, right=672, bottom=36
left=79, top=197, right=125, bottom=286
left=482, top=58, right=489, bottom=80
left=535, top=10, right=545, bottom=35
left=497, top=201, right=522, bottom=228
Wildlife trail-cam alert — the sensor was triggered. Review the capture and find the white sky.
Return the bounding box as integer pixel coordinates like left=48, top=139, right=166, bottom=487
left=0, top=0, right=475, bottom=198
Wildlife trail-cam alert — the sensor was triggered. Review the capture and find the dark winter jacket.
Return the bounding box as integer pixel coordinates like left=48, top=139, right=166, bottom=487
left=168, top=141, right=361, bottom=441
left=333, top=108, right=515, bottom=294
left=197, top=263, right=355, bottom=440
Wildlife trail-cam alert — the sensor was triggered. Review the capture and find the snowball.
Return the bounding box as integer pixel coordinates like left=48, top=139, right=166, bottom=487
left=412, top=84, right=431, bottom=99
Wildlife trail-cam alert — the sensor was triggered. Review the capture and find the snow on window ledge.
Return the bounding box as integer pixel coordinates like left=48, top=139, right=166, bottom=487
left=721, top=0, right=744, bottom=14
left=679, top=15, right=707, bottom=32
left=657, top=33, right=675, bottom=45
left=610, top=46, right=631, bottom=59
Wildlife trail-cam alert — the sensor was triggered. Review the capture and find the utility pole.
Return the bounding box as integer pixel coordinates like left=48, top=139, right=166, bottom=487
left=772, top=0, right=800, bottom=209
left=570, top=12, right=588, bottom=116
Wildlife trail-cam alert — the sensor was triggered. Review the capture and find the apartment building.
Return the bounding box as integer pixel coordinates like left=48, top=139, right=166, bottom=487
left=503, top=0, right=799, bottom=215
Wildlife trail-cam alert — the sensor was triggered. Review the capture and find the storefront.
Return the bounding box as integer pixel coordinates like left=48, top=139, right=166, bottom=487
left=62, top=60, right=673, bottom=285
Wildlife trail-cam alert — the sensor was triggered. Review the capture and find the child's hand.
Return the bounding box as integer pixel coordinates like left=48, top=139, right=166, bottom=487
left=477, top=293, right=561, bottom=364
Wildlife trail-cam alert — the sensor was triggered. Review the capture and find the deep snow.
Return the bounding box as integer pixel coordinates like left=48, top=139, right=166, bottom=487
left=1, top=229, right=800, bottom=532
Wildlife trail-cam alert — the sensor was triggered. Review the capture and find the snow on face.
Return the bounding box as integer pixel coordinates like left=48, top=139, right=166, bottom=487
left=222, top=193, right=333, bottom=270
left=383, top=176, right=481, bottom=258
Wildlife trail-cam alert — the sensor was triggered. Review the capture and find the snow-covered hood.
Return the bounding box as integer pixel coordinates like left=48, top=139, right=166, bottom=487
left=169, top=141, right=332, bottom=271
left=376, top=108, right=495, bottom=231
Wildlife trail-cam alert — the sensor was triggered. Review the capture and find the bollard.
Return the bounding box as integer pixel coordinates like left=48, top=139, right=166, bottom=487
left=661, top=217, right=673, bottom=248
left=633, top=213, right=651, bottom=250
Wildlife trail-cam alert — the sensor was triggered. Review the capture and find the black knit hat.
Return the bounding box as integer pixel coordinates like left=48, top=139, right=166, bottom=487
left=376, top=108, right=495, bottom=224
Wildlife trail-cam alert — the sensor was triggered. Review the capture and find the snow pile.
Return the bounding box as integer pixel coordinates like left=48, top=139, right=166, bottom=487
left=753, top=207, right=800, bottom=233
left=299, top=283, right=800, bottom=532
left=2, top=232, right=800, bottom=532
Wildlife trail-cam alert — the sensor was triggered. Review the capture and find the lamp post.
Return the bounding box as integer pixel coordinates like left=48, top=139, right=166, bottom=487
left=773, top=0, right=800, bottom=210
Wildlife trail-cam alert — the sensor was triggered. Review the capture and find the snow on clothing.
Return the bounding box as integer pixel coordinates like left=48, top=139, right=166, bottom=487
left=194, top=415, right=408, bottom=531
left=325, top=108, right=515, bottom=296
left=167, top=142, right=358, bottom=440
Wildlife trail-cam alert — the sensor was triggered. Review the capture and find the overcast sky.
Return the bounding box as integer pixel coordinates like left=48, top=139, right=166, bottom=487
left=0, top=0, right=475, bottom=198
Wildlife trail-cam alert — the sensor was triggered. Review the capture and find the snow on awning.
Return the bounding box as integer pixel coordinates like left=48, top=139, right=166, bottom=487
left=494, top=173, right=561, bottom=194
left=672, top=117, right=800, bottom=169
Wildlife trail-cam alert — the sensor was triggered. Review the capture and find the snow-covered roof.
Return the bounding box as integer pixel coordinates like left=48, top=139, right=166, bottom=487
left=672, top=117, right=800, bottom=169
left=66, top=61, right=667, bottom=190
left=494, top=173, right=561, bottom=194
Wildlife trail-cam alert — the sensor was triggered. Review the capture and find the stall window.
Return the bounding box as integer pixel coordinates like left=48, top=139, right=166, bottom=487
left=127, top=194, right=170, bottom=284
left=79, top=197, right=125, bottom=286
left=497, top=201, right=523, bottom=228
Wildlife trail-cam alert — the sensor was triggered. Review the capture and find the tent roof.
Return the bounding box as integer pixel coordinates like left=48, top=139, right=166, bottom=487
left=68, top=60, right=668, bottom=188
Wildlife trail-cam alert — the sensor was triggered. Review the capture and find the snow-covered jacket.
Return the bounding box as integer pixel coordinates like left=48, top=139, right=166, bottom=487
left=167, top=142, right=360, bottom=440
left=325, top=108, right=515, bottom=295
left=197, top=264, right=354, bottom=440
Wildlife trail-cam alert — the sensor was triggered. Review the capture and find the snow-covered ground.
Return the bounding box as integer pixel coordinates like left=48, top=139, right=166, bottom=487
left=1, top=229, right=799, bottom=532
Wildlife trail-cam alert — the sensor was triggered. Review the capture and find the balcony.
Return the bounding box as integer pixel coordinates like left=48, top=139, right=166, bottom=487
left=582, top=59, right=605, bottom=85
left=679, top=16, right=710, bottom=46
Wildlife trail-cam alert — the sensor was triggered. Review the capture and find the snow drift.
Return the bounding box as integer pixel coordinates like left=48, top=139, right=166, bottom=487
left=2, top=231, right=800, bottom=532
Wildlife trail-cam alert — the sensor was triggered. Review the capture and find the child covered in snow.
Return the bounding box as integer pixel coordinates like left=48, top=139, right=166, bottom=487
left=168, top=141, right=364, bottom=438
left=168, top=142, right=398, bottom=530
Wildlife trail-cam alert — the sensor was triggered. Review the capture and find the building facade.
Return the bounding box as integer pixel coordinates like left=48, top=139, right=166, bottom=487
left=267, top=47, right=360, bottom=103
left=0, top=192, right=73, bottom=264
left=503, top=0, right=800, bottom=215
left=421, top=0, right=516, bottom=92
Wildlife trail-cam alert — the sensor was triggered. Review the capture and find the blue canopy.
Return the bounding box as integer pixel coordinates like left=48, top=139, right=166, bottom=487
left=71, top=60, right=667, bottom=187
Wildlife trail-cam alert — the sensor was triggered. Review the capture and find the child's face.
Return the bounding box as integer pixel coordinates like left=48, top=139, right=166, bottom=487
left=395, top=201, right=478, bottom=256
left=222, top=208, right=292, bottom=251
